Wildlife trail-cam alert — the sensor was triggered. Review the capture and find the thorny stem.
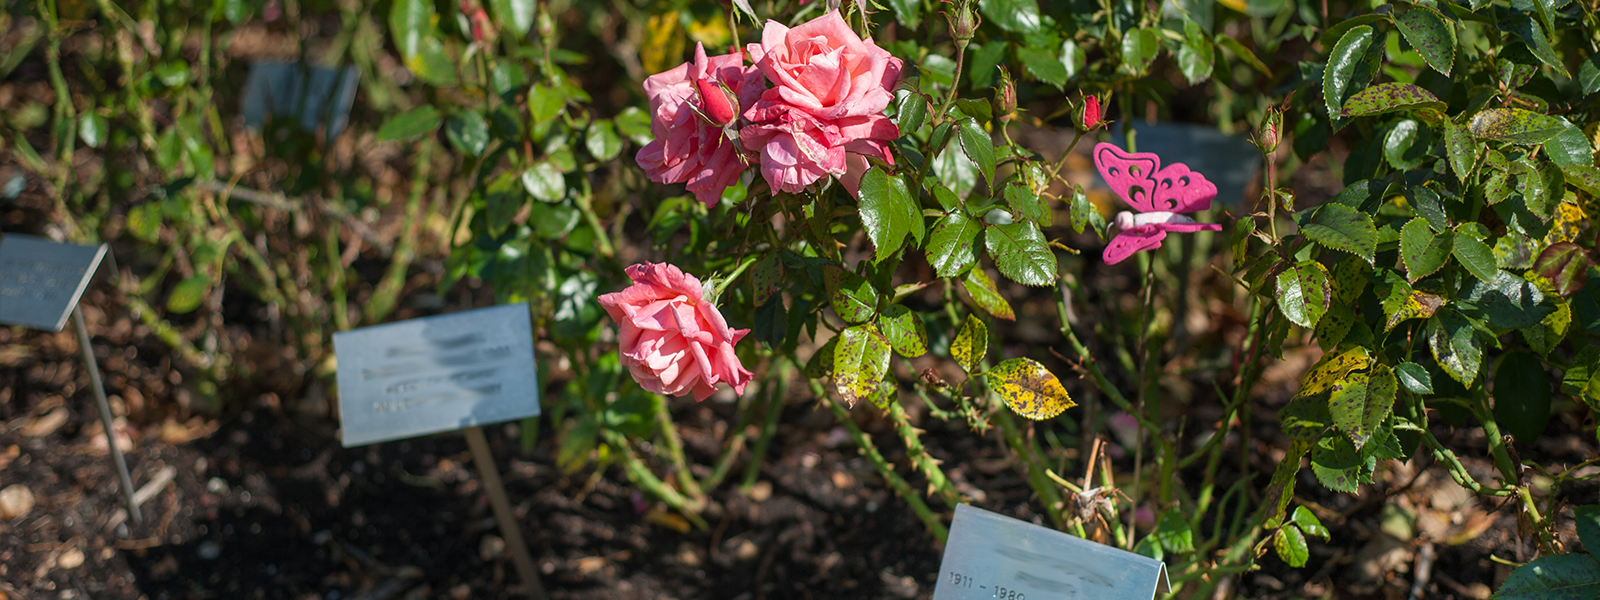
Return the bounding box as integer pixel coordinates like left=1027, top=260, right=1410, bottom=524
left=812, top=378, right=950, bottom=542
left=1054, top=283, right=1158, bottom=434
left=604, top=429, right=710, bottom=529
left=887, top=399, right=962, bottom=508
left=653, top=393, right=706, bottom=504
left=741, top=361, right=792, bottom=491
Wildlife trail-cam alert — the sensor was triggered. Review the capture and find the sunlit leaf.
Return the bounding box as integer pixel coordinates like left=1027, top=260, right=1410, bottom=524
left=833, top=325, right=892, bottom=409
left=952, top=315, right=988, bottom=376
left=928, top=212, right=981, bottom=278
left=877, top=305, right=928, bottom=358
left=1274, top=526, right=1309, bottom=567
left=963, top=268, right=1016, bottom=320
left=1328, top=363, right=1396, bottom=449
left=1276, top=261, right=1331, bottom=328
left=825, top=265, right=879, bottom=324
left=986, top=357, right=1074, bottom=420
left=1295, top=347, right=1372, bottom=399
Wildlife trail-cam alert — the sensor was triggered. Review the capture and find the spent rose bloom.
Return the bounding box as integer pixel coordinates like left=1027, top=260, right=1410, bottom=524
left=636, top=43, right=766, bottom=208
left=598, top=262, right=753, bottom=401
left=740, top=11, right=903, bottom=194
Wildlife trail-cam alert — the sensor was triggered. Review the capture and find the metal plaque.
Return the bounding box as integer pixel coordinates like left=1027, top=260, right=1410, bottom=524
left=333, top=303, right=541, bottom=447
left=241, top=62, right=360, bottom=139
left=933, top=504, right=1170, bottom=600
left=0, top=234, right=108, bottom=332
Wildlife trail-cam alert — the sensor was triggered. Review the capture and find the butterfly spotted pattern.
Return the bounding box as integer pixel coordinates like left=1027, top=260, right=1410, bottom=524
left=1092, top=142, right=1223, bottom=264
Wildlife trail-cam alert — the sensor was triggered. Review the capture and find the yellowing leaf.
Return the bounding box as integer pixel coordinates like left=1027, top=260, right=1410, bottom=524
left=1543, top=201, right=1587, bottom=246
left=1294, top=347, right=1372, bottom=399
left=951, top=315, right=988, bottom=375
left=987, top=357, right=1074, bottom=420
left=833, top=325, right=892, bottom=409
left=1384, top=289, right=1444, bottom=332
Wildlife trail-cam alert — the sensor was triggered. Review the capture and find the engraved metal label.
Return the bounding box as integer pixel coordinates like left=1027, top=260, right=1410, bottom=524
left=0, top=234, right=108, bottom=332
left=932, top=504, right=1170, bottom=600
left=333, top=303, right=541, bottom=447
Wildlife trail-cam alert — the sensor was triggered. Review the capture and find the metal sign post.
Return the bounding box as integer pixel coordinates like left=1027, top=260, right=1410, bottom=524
left=332, top=303, right=546, bottom=598
left=0, top=233, right=141, bottom=525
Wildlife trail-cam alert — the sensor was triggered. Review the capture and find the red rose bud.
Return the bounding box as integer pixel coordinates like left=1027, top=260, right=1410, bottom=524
left=695, top=77, right=739, bottom=126
left=994, top=66, right=1017, bottom=118
left=1257, top=109, right=1283, bottom=154
left=1080, top=94, right=1102, bottom=132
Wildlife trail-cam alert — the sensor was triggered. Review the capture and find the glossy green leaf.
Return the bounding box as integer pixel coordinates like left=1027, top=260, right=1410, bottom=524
left=1004, top=183, right=1046, bottom=226
left=894, top=91, right=929, bottom=135
left=1176, top=22, right=1214, bottom=85
left=1582, top=55, right=1600, bottom=95
left=1120, top=27, right=1161, bottom=76
left=1501, top=13, right=1569, bottom=78
left=1292, top=506, right=1330, bottom=540
left=166, top=275, right=211, bottom=314
left=952, top=315, right=988, bottom=376
left=1329, top=363, right=1396, bottom=449
left=979, top=0, right=1041, bottom=33
left=1533, top=242, right=1592, bottom=297
left=1467, top=270, right=1554, bottom=331
left=521, top=162, right=565, bottom=202
left=987, top=357, right=1074, bottom=420
left=1302, top=203, right=1377, bottom=263
left=1400, top=218, right=1452, bottom=282
left=1394, top=6, right=1455, bottom=76
left=615, top=106, right=653, bottom=145
left=486, top=0, right=534, bottom=35
left=1281, top=396, right=1332, bottom=441
left=1340, top=83, right=1443, bottom=118
left=1157, top=508, right=1195, bottom=553
left=1428, top=311, right=1483, bottom=386
left=933, top=136, right=978, bottom=198
left=884, top=0, right=921, bottom=29
left=957, top=119, right=995, bottom=185
left=833, top=325, right=893, bottom=409
left=1451, top=227, right=1500, bottom=284
left=1495, top=352, right=1552, bottom=441
left=528, top=83, right=565, bottom=124
left=1565, top=165, right=1600, bottom=197
left=1276, top=261, right=1331, bottom=328
left=1546, top=126, right=1594, bottom=170
left=446, top=110, right=490, bottom=156
left=1297, top=347, right=1373, bottom=399
left=1577, top=505, right=1600, bottom=553
left=1395, top=362, right=1433, bottom=394
left=877, top=305, right=928, bottom=358
left=986, top=221, right=1056, bottom=286
left=78, top=113, right=106, bottom=149
left=377, top=106, right=442, bottom=141
left=928, top=212, right=981, bottom=278
left=825, top=265, right=879, bottom=324
left=585, top=119, right=622, bottom=161
left=1384, top=119, right=1429, bottom=171
left=1060, top=40, right=1086, bottom=81
left=859, top=168, right=925, bottom=263
left=1470, top=108, right=1569, bottom=145
left=963, top=268, right=1016, bottom=320
left=1274, top=525, right=1309, bottom=567
left=1323, top=26, right=1375, bottom=117
left=1443, top=119, right=1476, bottom=182
left=389, top=0, right=433, bottom=62
left=1017, top=44, right=1067, bottom=88
left=1498, top=553, right=1600, bottom=599
left=1311, top=434, right=1363, bottom=493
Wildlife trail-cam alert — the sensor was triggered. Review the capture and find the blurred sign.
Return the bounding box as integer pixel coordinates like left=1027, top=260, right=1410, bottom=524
left=1106, top=122, right=1261, bottom=206
left=333, top=303, right=541, bottom=447
left=932, top=504, right=1170, bottom=600
left=0, top=234, right=108, bottom=332
left=241, top=62, right=360, bottom=139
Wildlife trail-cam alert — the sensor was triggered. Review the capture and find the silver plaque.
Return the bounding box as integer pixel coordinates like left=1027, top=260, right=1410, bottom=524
left=333, top=303, right=541, bottom=447
left=0, top=234, right=108, bottom=332
left=933, top=504, right=1170, bottom=600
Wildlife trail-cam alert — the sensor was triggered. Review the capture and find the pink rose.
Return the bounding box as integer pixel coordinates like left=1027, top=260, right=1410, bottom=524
left=740, top=11, right=902, bottom=194
left=636, top=43, right=766, bottom=208
left=598, top=262, right=753, bottom=401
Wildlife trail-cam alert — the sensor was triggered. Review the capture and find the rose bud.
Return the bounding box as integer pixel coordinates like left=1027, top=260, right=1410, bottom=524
left=994, top=66, right=1017, bottom=119
left=536, top=4, right=555, bottom=39
left=1078, top=93, right=1102, bottom=132
left=1256, top=108, right=1283, bottom=154
left=694, top=77, right=740, bottom=126
left=943, top=0, right=980, bottom=48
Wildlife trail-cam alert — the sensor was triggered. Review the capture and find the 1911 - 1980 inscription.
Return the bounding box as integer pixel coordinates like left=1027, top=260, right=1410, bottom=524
left=333, top=303, right=541, bottom=447
left=932, top=504, right=1170, bottom=600
left=0, top=234, right=108, bottom=332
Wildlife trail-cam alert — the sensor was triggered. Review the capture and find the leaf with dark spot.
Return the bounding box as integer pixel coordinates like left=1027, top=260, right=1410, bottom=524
left=986, top=357, right=1074, bottom=420
left=1533, top=242, right=1592, bottom=297
left=833, top=325, right=892, bottom=409
left=1340, top=82, right=1444, bottom=117
left=951, top=315, right=987, bottom=376
left=876, top=305, right=928, bottom=357
left=963, top=269, right=1015, bottom=320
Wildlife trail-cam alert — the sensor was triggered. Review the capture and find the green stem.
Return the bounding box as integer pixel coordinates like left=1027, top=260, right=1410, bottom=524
left=741, top=361, right=791, bottom=491
left=604, top=430, right=710, bottom=529
left=815, top=379, right=949, bottom=542
left=1054, top=283, right=1159, bottom=434
left=887, top=399, right=961, bottom=507
left=994, top=407, right=1066, bottom=529
left=652, top=393, right=706, bottom=504
left=364, top=140, right=433, bottom=324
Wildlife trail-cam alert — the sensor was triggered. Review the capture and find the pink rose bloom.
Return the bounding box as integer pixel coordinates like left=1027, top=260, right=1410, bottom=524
left=598, top=262, right=753, bottom=401
left=740, top=11, right=902, bottom=194
left=636, top=43, right=766, bottom=208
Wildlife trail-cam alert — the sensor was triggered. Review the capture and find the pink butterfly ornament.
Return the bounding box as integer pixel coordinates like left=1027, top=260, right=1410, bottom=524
left=1092, top=142, right=1223, bottom=264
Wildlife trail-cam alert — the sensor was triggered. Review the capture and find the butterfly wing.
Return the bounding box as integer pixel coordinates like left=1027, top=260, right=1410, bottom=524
left=1150, top=221, right=1223, bottom=234
left=1102, top=226, right=1168, bottom=264
left=1148, top=162, right=1219, bottom=213
left=1093, top=143, right=1162, bottom=213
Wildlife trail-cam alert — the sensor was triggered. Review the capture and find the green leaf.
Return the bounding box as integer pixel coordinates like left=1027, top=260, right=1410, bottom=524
left=521, top=162, right=565, bottom=202
left=1280, top=396, right=1332, bottom=441
left=1311, top=434, right=1363, bottom=493
left=1297, top=347, right=1373, bottom=399
left=1004, top=183, right=1046, bottom=226
left=1495, top=352, right=1552, bottom=441
left=833, top=325, right=893, bottom=409
left=894, top=91, right=929, bottom=135
left=1496, top=552, right=1600, bottom=600
left=1395, top=362, right=1434, bottom=394
left=1274, top=526, right=1309, bottom=568
left=377, top=106, right=443, bottom=142
left=1384, top=119, right=1430, bottom=171
left=750, top=254, right=784, bottom=306
left=77, top=113, right=106, bottom=149
left=1157, top=508, right=1195, bottom=553
left=979, top=0, right=1041, bottom=33
left=1302, top=203, right=1377, bottom=263
left=1400, top=218, right=1453, bottom=281
left=614, top=106, right=652, bottom=145
left=954, top=99, right=992, bottom=123
left=1340, top=82, right=1443, bottom=118
left=1017, top=44, right=1067, bottom=88
left=1383, top=287, right=1445, bottom=332
left=1451, top=227, right=1500, bottom=284
left=1582, top=55, right=1600, bottom=96
left=1577, top=505, right=1600, bottom=553
left=528, top=83, right=566, bottom=124
left=933, top=136, right=979, bottom=198
left=927, top=212, right=981, bottom=278
left=884, top=0, right=921, bottom=29
left=986, top=357, right=1074, bottom=420
left=957, top=119, right=995, bottom=185
left=952, top=315, right=988, bottom=376
left=1323, top=25, right=1375, bottom=117
left=1428, top=310, right=1484, bottom=386
left=1467, top=270, right=1555, bottom=329
left=486, top=0, right=534, bottom=35
left=446, top=110, right=490, bottom=156
left=1408, top=184, right=1449, bottom=233
left=1217, top=34, right=1272, bottom=78
left=963, top=268, right=1016, bottom=320
left=1292, top=506, right=1330, bottom=541
left=986, top=221, right=1055, bottom=286
left=1276, top=261, right=1332, bottom=328
left=877, top=305, right=928, bottom=357
left=1545, top=126, right=1595, bottom=170
left=1329, top=364, right=1397, bottom=449
left=1470, top=108, right=1569, bottom=145
left=804, top=337, right=838, bottom=378
left=1565, top=165, right=1600, bottom=197
left=825, top=265, right=880, bottom=324
left=1176, top=23, right=1214, bottom=85
left=1060, top=40, right=1086, bottom=81
left=410, top=37, right=458, bottom=87
left=1120, top=27, right=1161, bottom=76
left=1501, top=13, right=1569, bottom=78
left=1533, top=242, right=1593, bottom=297
left=1443, top=119, right=1476, bottom=182
left=166, top=275, right=210, bottom=314
left=1394, top=6, right=1455, bottom=76
left=858, top=168, right=925, bottom=263
left=389, top=0, right=434, bottom=62
left=585, top=119, right=622, bottom=161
